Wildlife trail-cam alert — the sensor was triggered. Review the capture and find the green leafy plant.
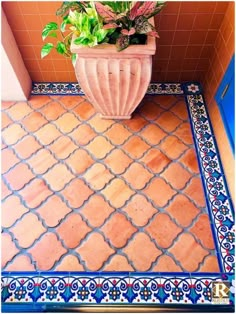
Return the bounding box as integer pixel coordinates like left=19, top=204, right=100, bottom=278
left=95, top=1, right=165, bottom=50
left=41, top=2, right=109, bottom=65
left=41, top=1, right=165, bottom=63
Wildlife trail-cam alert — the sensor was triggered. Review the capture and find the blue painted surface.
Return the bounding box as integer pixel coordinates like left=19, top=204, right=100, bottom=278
left=215, top=55, right=235, bottom=154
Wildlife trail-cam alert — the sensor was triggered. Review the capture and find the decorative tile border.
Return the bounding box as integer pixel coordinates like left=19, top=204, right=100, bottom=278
left=32, top=82, right=84, bottom=95
left=184, top=87, right=235, bottom=275
left=1, top=272, right=235, bottom=310
left=31, top=82, right=185, bottom=95
left=2, top=82, right=235, bottom=311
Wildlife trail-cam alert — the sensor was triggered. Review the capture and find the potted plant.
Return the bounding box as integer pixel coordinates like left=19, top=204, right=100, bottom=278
left=41, top=1, right=165, bottom=119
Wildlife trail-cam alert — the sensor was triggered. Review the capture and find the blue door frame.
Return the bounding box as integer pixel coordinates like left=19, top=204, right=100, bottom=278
left=215, top=55, right=235, bottom=154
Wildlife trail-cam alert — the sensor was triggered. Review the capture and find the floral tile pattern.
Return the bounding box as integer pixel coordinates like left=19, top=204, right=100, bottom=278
left=1, top=82, right=234, bottom=311
left=1, top=272, right=234, bottom=309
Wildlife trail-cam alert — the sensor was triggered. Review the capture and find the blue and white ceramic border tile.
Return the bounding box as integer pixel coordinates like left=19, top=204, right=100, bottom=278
left=2, top=82, right=235, bottom=312
left=184, top=89, right=235, bottom=274
left=31, top=82, right=185, bottom=95
left=1, top=272, right=235, bottom=310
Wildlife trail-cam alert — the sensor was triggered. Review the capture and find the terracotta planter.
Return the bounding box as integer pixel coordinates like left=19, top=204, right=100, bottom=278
left=71, top=32, right=156, bottom=119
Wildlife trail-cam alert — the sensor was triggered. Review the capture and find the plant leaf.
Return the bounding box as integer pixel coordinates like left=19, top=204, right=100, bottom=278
left=56, top=1, right=87, bottom=17
left=93, top=27, right=108, bottom=42
left=56, top=42, right=67, bottom=54
left=68, top=9, right=82, bottom=27
left=134, top=16, right=153, bottom=34
left=95, top=2, right=115, bottom=22
left=61, top=16, right=71, bottom=32
left=42, top=22, right=58, bottom=40
left=129, top=2, right=142, bottom=20
left=103, top=23, right=118, bottom=30
left=41, top=43, right=54, bottom=58
left=148, top=2, right=166, bottom=18
left=116, top=35, right=129, bottom=51
left=74, top=36, right=96, bottom=47
left=121, top=27, right=135, bottom=36
left=101, top=1, right=132, bottom=13
left=142, top=2, right=166, bottom=19
left=147, top=30, right=160, bottom=38
left=137, top=2, right=156, bottom=17
left=129, top=2, right=165, bottom=20
left=48, top=32, right=57, bottom=38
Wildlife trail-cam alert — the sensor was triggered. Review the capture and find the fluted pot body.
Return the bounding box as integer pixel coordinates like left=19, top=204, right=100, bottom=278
left=71, top=35, right=156, bottom=119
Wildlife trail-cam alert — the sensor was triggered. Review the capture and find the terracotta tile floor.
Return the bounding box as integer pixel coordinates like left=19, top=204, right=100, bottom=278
left=1, top=94, right=220, bottom=273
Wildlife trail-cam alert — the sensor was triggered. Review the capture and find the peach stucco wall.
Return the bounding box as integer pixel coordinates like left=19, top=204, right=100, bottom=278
left=1, top=9, right=31, bottom=100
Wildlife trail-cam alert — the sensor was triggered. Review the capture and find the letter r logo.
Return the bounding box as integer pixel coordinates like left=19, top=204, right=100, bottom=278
left=212, top=282, right=230, bottom=298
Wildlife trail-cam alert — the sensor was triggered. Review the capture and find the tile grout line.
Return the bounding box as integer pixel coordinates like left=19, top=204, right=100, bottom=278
left=1, top=88, right=224, bottom=274
left=1, top=83, right=234, bottom=309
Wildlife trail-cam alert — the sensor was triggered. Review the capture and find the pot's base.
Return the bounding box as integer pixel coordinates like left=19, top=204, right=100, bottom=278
left=100, top=114, right=132, bottom=120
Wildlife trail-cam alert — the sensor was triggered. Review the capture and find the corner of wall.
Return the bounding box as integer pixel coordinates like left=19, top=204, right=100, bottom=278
left=1, top=8, right=32, bottom=101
